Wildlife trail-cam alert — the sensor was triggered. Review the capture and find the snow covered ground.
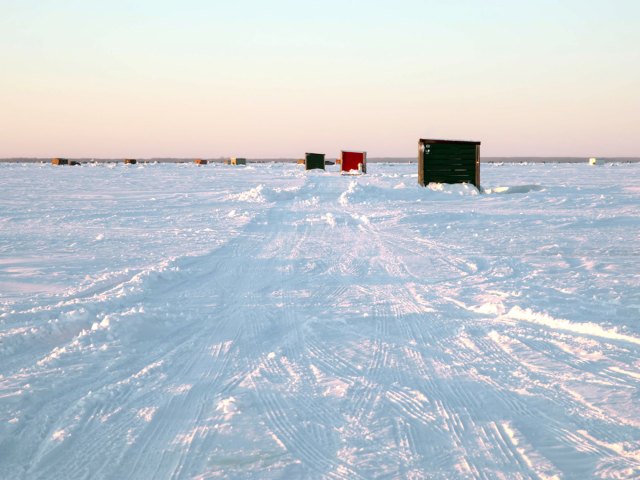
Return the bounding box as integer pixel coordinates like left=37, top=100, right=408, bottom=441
left=1, top=161, right=639, bottom=479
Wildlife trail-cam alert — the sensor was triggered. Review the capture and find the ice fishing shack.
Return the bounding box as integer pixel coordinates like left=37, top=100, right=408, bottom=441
left=225, top=157, right=246, bottom=165
left=418, top=139, right=481, bottom=187
left=340, top=151, right=367, bottom=174
left=305, top=153, right=325, bottom=170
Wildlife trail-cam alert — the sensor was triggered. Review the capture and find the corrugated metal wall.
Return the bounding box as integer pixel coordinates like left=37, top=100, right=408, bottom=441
left=418, top=140, right=480, bottom=187
left=305, top=153, right=325, bottom=170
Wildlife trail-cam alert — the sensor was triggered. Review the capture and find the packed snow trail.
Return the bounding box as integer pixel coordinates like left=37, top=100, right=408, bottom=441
left=1, top=162, right=639, bottom=478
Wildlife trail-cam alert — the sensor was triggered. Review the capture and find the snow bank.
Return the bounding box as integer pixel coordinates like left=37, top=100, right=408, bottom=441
left=506, top=306, right=640, bottom=346
left=339, top=179, right=479, bottom=206
left=225, top=184, right=267, bottom=203
left=482, top=184, right=545, bottom=194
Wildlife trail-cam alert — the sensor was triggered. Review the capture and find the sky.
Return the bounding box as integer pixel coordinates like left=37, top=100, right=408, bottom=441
left=1, top=0, right=639, bottom=158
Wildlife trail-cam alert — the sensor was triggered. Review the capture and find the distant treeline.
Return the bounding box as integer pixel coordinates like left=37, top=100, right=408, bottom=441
left=1, top=157, right=640, bottom=164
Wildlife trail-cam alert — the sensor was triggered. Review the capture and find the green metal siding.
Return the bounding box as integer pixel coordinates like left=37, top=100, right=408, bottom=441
left=418, top=141, right=480, bottom=187
left=305, top=153, right=325, bottom=170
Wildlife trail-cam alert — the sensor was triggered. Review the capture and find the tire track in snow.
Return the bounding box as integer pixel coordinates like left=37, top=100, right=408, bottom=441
left=227, top=175, right=372, bottom=478
left=338, top=193, right=567, bottom=478
left=23, top=300, right=244, bottom=479
left=4, top=164, right=640, bottom=478
left=483, top=329, right=640, bottom=475
left=4, top=178, right=302, bottom=479
left=108, top=180, right=307, bottom=477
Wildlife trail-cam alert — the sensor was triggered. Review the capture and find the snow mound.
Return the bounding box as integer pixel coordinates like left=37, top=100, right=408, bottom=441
left=483, top=184, right=545, bottom=194
left=340, top=180, right=479, bottom=205
left=225, top=184, right=304, bottom=203
left=225, top=184, right=267, bottom=203
left=425, top=182, right=480, bottom=195
left=506, top=306, right=640, bottom=346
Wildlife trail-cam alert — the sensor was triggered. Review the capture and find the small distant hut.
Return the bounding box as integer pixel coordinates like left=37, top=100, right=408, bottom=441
left=69, top=160, right=80, bottom=166
left=194, top=159, right=208, bottom=165
left=418, top=139, right=481, bottom=187
left=297, top=159, right=305, bottom=165
left=588, top=157, right=599, bottom=165
left=231, top=157, right=246, bottom=165
left=305, top=153, right=325, bottom=170
left=51, top=158, right=69, bottom=165
left=340, top=151, right=367, bottom=174
left=124, top=158, right=137, bottom=165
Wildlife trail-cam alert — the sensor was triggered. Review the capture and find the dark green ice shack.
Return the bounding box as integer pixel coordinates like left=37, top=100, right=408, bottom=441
left=305, top=153, right=325, bottom=170
left=418, top=139, right=481, bottom=187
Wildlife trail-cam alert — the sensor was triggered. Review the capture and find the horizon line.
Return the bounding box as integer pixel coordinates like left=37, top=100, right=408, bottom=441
left=2, top=156, right=640, bottom=164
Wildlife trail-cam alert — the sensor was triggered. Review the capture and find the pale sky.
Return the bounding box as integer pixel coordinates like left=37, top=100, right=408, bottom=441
left=1, top=0, right=639, bottom=158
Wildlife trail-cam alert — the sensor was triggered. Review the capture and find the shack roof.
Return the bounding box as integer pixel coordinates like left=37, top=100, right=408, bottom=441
left=419, top=139, right=481, bottom=145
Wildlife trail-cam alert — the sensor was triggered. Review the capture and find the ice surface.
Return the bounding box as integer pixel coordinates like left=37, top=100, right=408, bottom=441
left=1, top=161, right=639, bottom=478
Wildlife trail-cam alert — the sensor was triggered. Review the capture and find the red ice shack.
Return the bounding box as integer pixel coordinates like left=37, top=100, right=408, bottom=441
left=340, top=151, right=367, bottom=174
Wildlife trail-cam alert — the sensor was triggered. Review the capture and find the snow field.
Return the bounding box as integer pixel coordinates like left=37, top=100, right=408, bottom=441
left=1, top=161, right=639, bottom=478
